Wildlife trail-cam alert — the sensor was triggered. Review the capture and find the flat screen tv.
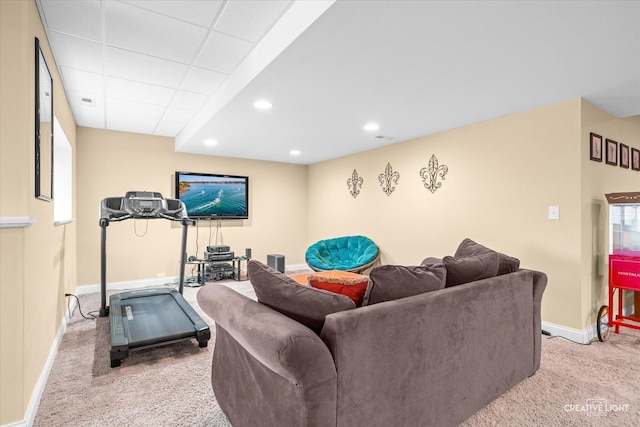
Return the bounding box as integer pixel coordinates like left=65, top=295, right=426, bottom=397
left=175, top=171, right=249, bottom=219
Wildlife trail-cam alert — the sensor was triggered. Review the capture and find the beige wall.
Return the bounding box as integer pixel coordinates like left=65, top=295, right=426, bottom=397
left=76, top=127, right=308, bottom=286
left=309, top=100, right=587, bottom=329
left=580, top=104, right=640, bottom=328
left=0, top=0, right=77, bottom=424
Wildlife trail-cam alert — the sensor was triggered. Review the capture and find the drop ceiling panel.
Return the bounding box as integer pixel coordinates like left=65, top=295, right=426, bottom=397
left=163, top=107, right=196, bottom=123
left=122, top=0, right=225, bottom=29
left=195, top=31, right=253, bottom=73
left=154, top=120, right=188, bottom=137
left=60, top=67, right=103, bottom=93
left=171, top=91, right=209, bottom=111
left=215, top=0, right=293, bottom=42
left=180, top=67, right=227, bottom=95
left=105, top=77, right=175, bottom=106
left=105, top=46, right=189, bottom=88
left=40, top=0, right=102, bottom=41
left=106, top=1, right=207, bottom=64
left=48, top=32, right=103, bottom=74
left=68, top=89, right=104, bottom=128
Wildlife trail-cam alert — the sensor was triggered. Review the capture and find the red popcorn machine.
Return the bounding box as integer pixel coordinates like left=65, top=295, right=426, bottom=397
left=597, top=192, right=640, bottom=341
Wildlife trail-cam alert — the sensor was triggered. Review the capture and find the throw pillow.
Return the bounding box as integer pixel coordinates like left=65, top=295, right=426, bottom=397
left=308, top=272, right=370, bottom=305
left=443, top=250, right=499, bottom=287
left=248, top=260, right=355, bottom=333
left=454, top=238, right=520, bottom=275
left=362, top=264, right=447, bottom=306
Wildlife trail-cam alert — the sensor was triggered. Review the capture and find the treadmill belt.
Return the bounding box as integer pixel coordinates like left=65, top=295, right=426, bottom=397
left=121, top=294, right=195, bottom=348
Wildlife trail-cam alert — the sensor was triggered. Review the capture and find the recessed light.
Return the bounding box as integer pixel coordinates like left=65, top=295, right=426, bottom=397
left=203, top=139, right=218, bottom=146
left=254, top=100, right=273, bottom=109
left=364, top=122, right=379, bottom=131
left=289, top=149, right=301, bottom=156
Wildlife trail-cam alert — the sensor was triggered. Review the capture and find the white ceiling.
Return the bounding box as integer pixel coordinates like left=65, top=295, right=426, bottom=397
left=37, top=0, right=640, bottom=165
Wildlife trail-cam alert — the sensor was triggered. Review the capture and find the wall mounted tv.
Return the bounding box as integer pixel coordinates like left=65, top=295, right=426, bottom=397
left=175, top=171, right=249, bottom=219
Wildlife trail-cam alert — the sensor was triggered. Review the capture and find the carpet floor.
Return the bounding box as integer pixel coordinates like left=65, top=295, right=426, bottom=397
left=34, top=281, right=640, bottom=426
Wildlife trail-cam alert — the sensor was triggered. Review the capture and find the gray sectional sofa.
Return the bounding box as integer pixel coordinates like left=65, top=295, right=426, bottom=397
left=197, top=239, right=547, bottom=426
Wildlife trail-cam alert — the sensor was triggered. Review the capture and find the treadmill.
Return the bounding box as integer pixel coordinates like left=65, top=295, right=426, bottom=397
left=99, top=191, right=210, bottom=368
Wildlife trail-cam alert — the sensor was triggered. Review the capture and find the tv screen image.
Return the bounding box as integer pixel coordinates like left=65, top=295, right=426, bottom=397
left=175, top=171, right=249, bottom=219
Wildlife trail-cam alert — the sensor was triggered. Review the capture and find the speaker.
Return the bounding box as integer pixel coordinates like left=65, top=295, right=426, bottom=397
left=245, top=248, right=252, bottom=259
left=267, top=254, right=285, bottom=273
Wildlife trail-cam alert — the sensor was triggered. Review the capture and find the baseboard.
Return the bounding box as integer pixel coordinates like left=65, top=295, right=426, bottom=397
left=4, top=298, right=78, bottom=427
left=75, top=276, right=180, bottom=295
left=76, top=265, right=310, bottom=295
left=285, top=263, right=309, bottom=272
left=541, top=321, right=591, bottom=344
left=542, top=303, right=635, bottom=344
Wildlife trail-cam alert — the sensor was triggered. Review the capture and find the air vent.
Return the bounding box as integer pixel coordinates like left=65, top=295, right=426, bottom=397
left=80, top=97, right=95, bottom=107
left=374, top=135, right=395, bottom=141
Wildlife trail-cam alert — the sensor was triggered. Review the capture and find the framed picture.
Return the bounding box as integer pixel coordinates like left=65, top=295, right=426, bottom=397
left=632, top=148, right=640, bottom=171
left=619, top=144, right=630, bottom=169
left=605, top=139, right=618, bottom=166
left=589, top=133, right=602, bottom=162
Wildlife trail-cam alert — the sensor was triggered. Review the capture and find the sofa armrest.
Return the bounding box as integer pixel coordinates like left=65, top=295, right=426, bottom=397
left=197, top=284, right=336, bottom=387
left=528, top=269, right=548, bottom=370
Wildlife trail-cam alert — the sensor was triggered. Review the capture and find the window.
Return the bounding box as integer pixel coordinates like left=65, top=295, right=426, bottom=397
left=53, top=117, right=72, bottom=224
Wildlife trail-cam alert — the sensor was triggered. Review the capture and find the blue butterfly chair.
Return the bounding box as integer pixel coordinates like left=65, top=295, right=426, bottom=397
left=305, top=235, right=380, bottom=273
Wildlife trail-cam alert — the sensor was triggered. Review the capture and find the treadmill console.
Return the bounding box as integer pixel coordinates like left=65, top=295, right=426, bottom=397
left=100, top=191, right=186, bottom=222
left=124, top=191, right=165, bottom=217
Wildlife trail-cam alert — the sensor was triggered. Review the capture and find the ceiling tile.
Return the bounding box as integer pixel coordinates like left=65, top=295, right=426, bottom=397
left=106, top=1, right=208, bottom=64
left=48, top=32, right=103, bottom=74
left=154, top=120, right=188, bottom=137
left=195, top=31, right=253, bottom=74
left=106, top=77, right=175, bottom=106
left=107, top=116, right=160, bottom=135
left=215, top=0, right=293, bottom=43
left=60, top=67, right=103, bottom=93
left=68, top=89, right=105, bottom=128
left=106, top=97, right=167, bottom=122
left=170, top=91, right=209, bottom=111
left=105, top=47, right=189, bottom=88
left=163, top=107, right=196, bottom=123
left=121, top=0, right=224, bottom=28
left=40, top=0, right=102, bottom=42
left=181, top=67, right=227, bottom=95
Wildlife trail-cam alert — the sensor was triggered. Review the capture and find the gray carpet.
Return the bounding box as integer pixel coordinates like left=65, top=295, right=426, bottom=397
left=34, top=281, right=640, bottom=426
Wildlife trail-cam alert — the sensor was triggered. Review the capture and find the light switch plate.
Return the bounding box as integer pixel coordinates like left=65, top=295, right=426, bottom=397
left=548, top=205, right=560, bottom=220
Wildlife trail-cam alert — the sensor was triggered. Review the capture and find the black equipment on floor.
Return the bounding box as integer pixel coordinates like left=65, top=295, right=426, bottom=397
left=99, top=191, right=210, bottom=368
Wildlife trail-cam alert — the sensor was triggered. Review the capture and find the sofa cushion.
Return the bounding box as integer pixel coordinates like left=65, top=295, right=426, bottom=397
left=248, top=260, right=355, bottom=333
left=308, top=271, right=370, bottom=305
left=454, top=238, right=520, bottom=275
left=443, top=251, right=499, bottom=287
left=362, top=264, right=447, bottom=305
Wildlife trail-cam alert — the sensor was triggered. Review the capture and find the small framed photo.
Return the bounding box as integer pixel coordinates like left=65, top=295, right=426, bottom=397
left=606, top=139, right=618, bottom=166
left=632, top=148, right=640, bottom=171
left=590, top=133, right=602, bottom=162
left=619, top=144, right=630, bottom=169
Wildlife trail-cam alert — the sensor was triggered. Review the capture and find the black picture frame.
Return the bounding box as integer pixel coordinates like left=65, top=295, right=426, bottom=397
left=632, top=148, right=640, bottom=171
left=35, top=37, right=53, bottom=201
left=605, top=139, right=618, bottom=166
left=619, top=143, right=630, bottom=169
left=589, top=132, right=602, bottom=162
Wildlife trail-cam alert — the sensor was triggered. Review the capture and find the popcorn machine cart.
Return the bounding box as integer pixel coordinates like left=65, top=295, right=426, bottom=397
left=597, top=192, right=640, bottom=341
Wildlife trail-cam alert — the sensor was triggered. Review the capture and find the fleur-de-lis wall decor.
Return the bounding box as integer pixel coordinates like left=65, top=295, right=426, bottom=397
left=378, top=162, right=400, bottom=196
left=419, top=154, right=448, bottom=193
left=347, top=169, right=363, bottom=198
